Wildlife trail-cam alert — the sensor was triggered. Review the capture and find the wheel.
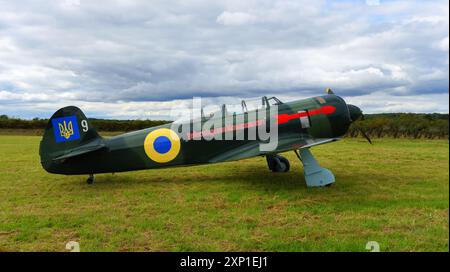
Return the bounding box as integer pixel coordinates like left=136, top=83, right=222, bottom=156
left=86, top=175, right=94, bottom=184
left=266, top=155, right=290, bottom=173
left=274, top=156, right=290, bottom=172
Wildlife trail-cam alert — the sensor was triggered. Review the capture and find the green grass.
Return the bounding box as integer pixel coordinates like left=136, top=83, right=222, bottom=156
left=0, top=135, right=448, bottom=252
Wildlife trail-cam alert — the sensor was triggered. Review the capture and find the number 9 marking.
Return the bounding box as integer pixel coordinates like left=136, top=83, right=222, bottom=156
left=81, top=120, right=89, bottom=132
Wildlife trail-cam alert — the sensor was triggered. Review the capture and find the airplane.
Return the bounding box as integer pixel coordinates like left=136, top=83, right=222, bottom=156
left=39, top=88, right=371, bottom=187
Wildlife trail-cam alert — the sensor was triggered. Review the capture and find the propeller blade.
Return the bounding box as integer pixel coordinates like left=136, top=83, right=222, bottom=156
left=358, top=128, right=372, bottom=144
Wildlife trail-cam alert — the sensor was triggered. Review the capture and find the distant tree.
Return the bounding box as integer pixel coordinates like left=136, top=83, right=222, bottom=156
left=346, top=113, right=449, bottom=139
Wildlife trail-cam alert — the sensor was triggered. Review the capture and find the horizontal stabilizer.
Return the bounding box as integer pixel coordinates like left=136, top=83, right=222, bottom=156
left=53, top=139, right=107, bottom=161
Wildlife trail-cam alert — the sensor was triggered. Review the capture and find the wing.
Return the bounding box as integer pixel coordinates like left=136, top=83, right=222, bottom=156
left=208, top=133, right=340, bottom=163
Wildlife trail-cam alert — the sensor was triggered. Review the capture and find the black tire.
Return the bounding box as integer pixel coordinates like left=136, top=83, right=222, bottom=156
left=274, top=156, right=290, bottom=172
left=86, top=176, right=94, bottom=184
left=267, top=155, right=290, bottom=173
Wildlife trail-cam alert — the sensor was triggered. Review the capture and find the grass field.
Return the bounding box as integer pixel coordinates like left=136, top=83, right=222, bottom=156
left=0, top=135, right=448, bottom=252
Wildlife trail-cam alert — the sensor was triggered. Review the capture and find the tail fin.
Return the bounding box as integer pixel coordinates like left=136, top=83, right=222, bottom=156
left=39, top=106, right=105, bottom=172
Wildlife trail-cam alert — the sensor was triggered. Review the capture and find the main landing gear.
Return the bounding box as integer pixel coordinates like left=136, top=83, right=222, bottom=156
left=266, top=148, right=335, bottom=187
left=266, top=154, right=290, bottom=173
left=294, top=148, right=335, bottom=187
left=86, top=174, right=95, bottom=184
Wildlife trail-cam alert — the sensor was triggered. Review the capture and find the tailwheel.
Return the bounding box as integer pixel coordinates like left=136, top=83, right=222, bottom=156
left=86, top=174, right=95, bottom=184
left=266, top=155, right=290, bottom=173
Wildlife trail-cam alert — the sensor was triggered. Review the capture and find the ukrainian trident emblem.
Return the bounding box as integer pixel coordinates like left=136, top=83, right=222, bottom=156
left=58, top=120, right=74, bottom=139
left=52, top=116, right=80, bottom=143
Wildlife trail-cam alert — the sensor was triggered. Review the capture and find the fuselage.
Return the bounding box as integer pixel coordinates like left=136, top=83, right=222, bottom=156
left=43, top=94, right=353, bottom=175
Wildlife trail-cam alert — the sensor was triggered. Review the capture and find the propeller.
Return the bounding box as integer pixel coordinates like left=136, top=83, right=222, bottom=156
left=358, top=127, right=372, bottom=144
left=347, top=104, right=372, bottom=144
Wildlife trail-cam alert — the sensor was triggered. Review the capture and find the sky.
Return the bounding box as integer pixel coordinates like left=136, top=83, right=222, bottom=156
left=0, top=0, right=448, bottom=120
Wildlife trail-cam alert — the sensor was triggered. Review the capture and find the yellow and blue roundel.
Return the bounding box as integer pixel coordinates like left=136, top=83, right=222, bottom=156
left=144, top=128, right=181, bottom=163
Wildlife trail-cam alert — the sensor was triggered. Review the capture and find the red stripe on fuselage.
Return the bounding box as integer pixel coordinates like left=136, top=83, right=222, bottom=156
left=276, top=105, right=336, bottom=125
left=186, top=105, right=336, bottom=139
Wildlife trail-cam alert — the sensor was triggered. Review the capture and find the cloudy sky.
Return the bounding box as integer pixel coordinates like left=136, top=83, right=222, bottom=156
left=0, top=0, right=448, bottom=119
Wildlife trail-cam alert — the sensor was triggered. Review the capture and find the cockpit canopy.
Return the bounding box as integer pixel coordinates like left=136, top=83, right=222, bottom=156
left=201, top=96, right=283, bottom=119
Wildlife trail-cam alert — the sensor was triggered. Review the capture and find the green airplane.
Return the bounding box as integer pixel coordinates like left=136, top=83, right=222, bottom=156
left=39, top=89, right=370, bottom=187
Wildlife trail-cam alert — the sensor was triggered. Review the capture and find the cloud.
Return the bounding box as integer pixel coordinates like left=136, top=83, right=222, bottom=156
left=0, top=0, right=448, bottom=119
left=216, top=11, right=257, bottom=26
left=434, top=36, right=449, bottom=52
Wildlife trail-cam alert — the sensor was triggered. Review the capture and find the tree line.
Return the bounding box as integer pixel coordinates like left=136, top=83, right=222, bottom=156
left=0, top=115, right=169, bottom=132
left=346, top=113, right=448, bottom=139
left=1, top=113, right=448, bottom=139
